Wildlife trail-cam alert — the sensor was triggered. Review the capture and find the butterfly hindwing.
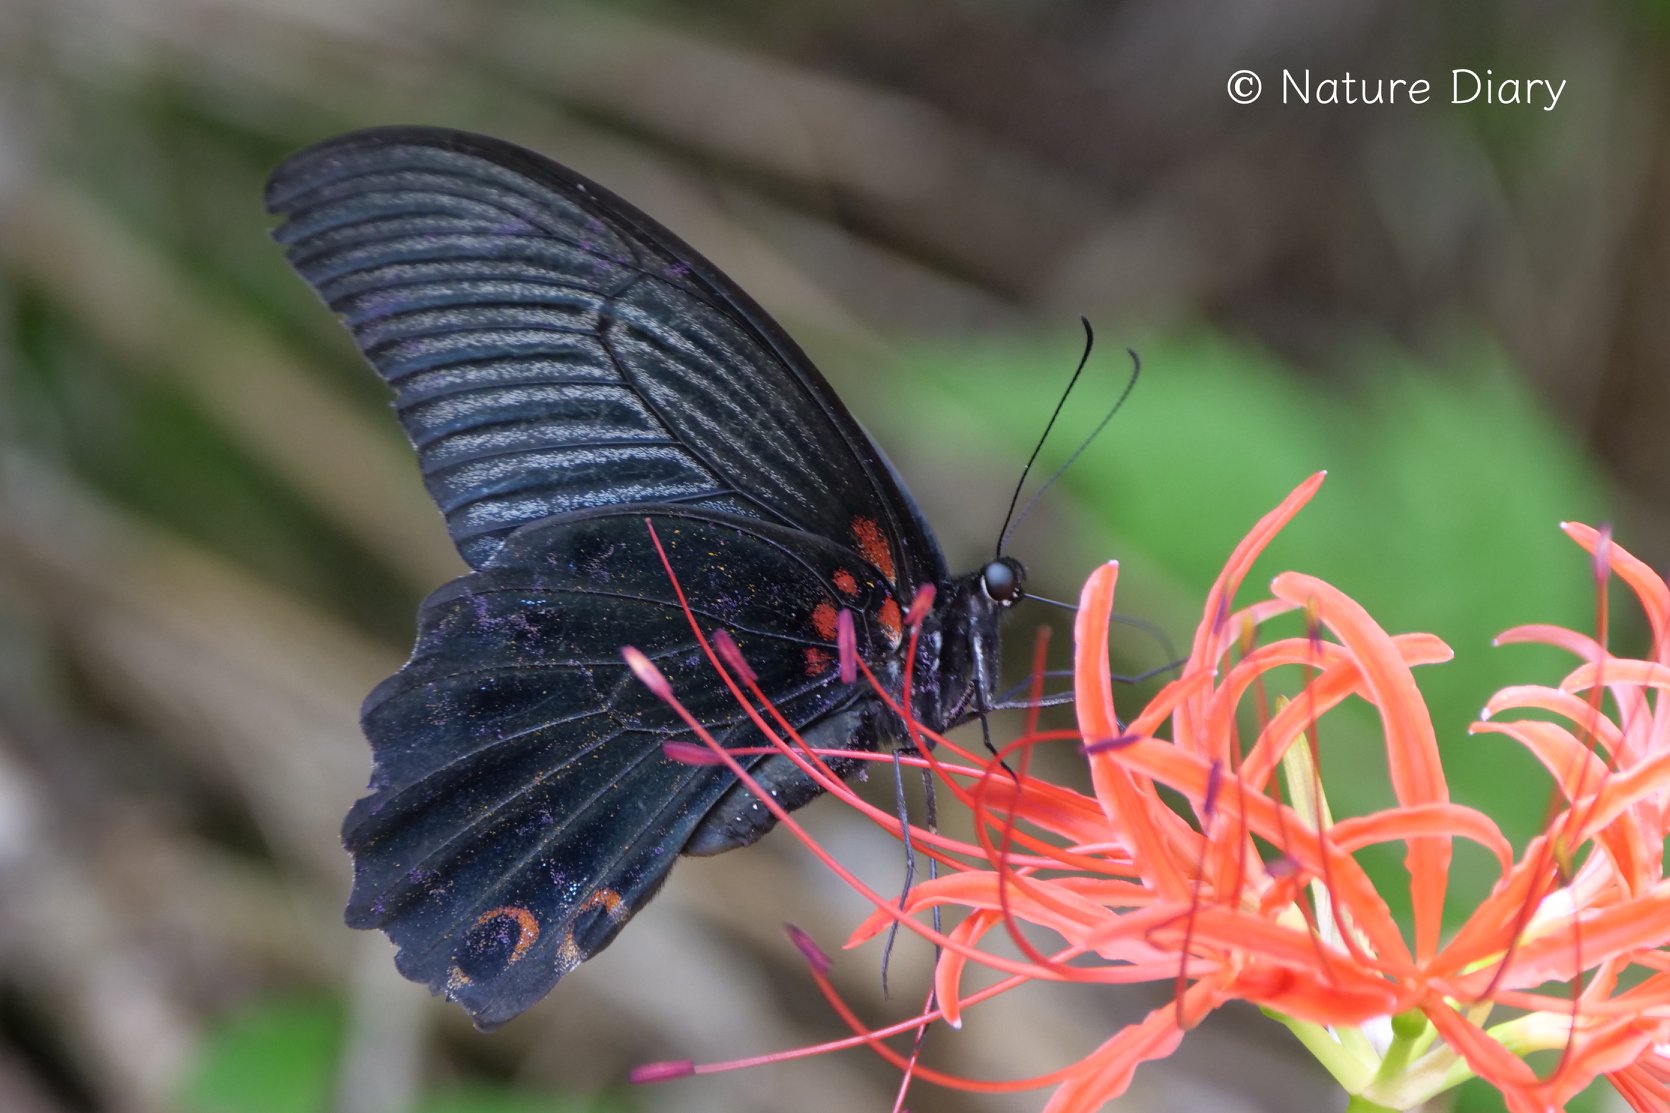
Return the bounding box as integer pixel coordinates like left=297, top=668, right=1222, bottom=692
left=343, top=507, right=902, bottom=1027
left=265, top=126, right=945, bottom=592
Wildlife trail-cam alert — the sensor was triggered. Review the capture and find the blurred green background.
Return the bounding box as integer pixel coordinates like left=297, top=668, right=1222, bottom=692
left=1, top=2, right=1665, bottom=1111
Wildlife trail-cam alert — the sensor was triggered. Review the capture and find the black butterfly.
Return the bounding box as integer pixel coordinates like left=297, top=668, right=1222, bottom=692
left=266, top=126, right=1025, bottom=1029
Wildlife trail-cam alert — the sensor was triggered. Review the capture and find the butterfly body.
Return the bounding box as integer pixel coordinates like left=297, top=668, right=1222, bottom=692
left=267, top=127, right=1021, bottom=1028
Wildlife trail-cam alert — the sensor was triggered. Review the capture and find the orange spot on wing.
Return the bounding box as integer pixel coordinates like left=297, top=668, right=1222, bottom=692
left=811, top=599, right=839, bottom=640
left=474, top=905, right=540, bottom=965
left=832, top=569, right=859, bottom=596
left=557, top=930, right=583, bottom=972
left=580, top=888, right=628, bottom=923
left=850, top=517, right=896, bottom=582
left=877, top=598, right=903, bottom=645
left=804, top=647, right=834, bottom=676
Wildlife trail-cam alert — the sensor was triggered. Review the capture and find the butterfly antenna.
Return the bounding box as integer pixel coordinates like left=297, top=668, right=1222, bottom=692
left=1001, top=348, right=1141, bottom=551
left=996, top=318, right=1097, bottom=558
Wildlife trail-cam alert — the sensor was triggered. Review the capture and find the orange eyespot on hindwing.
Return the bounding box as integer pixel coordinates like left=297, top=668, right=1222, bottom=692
left=451, top=904, right=542, bottom=989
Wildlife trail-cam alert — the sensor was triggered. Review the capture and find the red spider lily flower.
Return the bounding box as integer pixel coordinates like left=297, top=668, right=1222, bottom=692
left=631, top=477, right=1670, bottom=1113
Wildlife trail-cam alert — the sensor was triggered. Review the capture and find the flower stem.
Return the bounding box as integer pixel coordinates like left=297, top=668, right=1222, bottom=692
left=1262, top=1011, right=1375, bottom=1091
left=1372, top=1009, right=1428, bottom=1084
left=1345, top=1097, right=1396, bottom=1113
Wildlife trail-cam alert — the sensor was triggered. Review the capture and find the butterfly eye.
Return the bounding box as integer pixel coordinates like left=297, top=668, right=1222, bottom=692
left=981, top=558, right=1025, bottom=605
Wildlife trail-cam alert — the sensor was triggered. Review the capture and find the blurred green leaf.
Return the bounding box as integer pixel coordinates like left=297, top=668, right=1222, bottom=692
left=181, top=998, right=343, bottom=1113
left=180, top=998, right=622, bottom=1113
left=416, top=1085, right=624, bottom=1113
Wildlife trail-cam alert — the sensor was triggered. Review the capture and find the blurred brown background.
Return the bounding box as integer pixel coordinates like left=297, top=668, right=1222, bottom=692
left=1, top=2, right=1666, bottom=1112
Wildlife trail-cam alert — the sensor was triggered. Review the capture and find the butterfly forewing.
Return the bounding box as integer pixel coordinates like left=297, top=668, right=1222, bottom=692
left=265, top=126, right=944, bottom=590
